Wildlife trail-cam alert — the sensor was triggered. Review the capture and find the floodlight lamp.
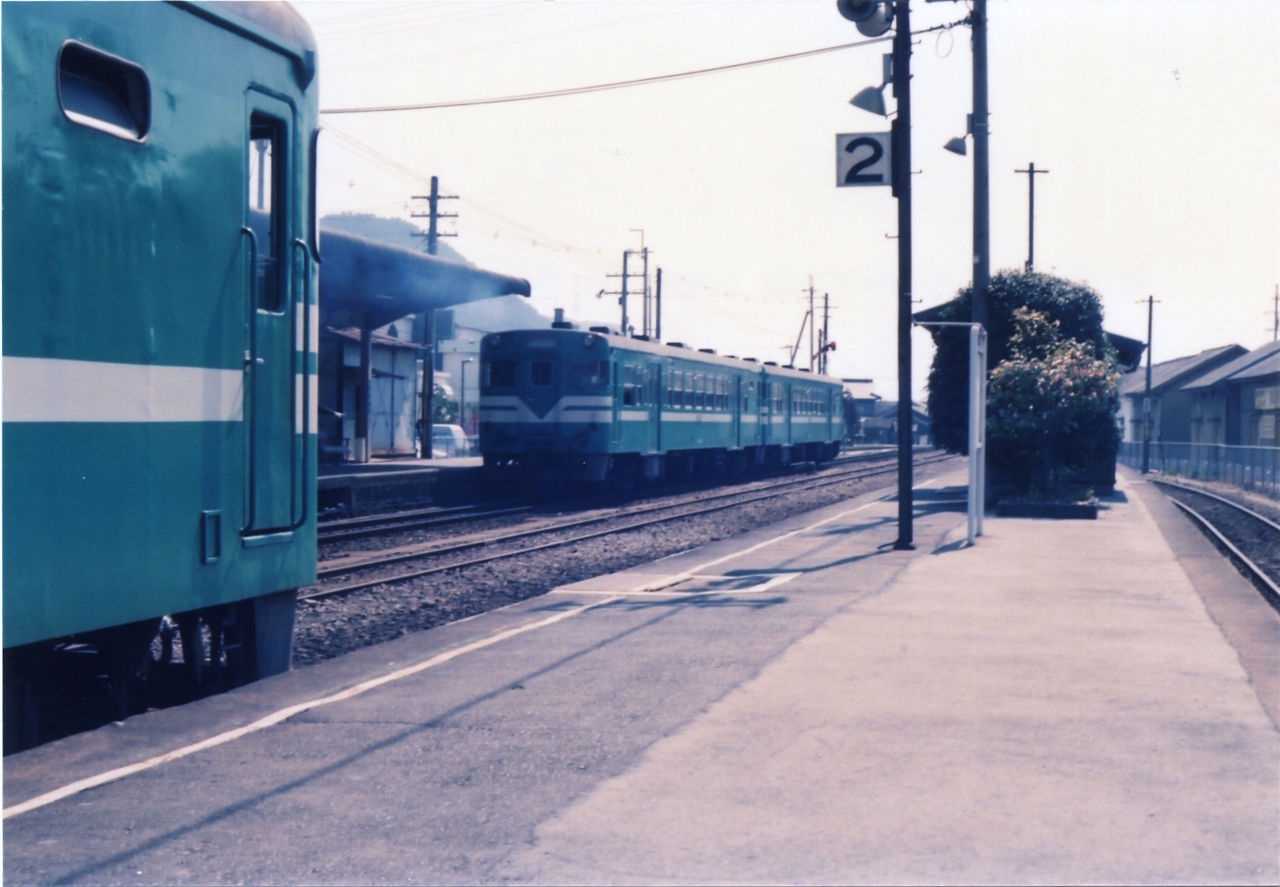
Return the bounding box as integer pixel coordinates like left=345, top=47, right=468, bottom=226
left=944, top=136, right=968, bottom=156
left=850, top=85, right=887, bottom=116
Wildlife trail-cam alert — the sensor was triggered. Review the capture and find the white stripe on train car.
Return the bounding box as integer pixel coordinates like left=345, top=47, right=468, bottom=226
left=3, top=357, right=244, bottom=423
left=297, top=373, right=319, bottom=434
left=659, top=412, right=734, bottom=424
left=479, top=395, right=613, bottom=424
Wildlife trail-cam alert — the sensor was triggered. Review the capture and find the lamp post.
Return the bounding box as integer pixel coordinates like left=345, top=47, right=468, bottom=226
left=840, top=0, right=914, bottom=550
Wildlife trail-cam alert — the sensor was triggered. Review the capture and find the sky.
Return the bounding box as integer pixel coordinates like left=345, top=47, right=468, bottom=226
left=298, top=0, right=1280, bottom=402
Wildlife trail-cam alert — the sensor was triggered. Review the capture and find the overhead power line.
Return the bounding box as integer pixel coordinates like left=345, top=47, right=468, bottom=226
left=321, top=34, right=893, bottom=115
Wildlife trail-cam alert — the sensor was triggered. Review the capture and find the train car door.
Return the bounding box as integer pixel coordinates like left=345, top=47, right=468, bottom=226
left=733, top=376, right=742, bottom=448
left=648, top=363, right=661, bottom=453
left=611, top=360, right=622, bottom=448
left=761, top=377, right=772, bottom=446
left=243, top=90, right=300, bottom=534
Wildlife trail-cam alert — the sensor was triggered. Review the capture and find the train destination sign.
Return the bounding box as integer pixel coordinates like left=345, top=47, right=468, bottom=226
left=835, top=132, right=892, bottom=188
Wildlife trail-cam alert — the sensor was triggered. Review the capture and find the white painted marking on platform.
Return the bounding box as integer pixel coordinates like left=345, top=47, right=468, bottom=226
left=3, top=595, right=620, bottom=820
left=558, top=572, right=801, bottom=597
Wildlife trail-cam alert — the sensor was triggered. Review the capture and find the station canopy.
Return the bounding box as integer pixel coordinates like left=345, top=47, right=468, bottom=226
left=319, top=226, right=531, bottom=331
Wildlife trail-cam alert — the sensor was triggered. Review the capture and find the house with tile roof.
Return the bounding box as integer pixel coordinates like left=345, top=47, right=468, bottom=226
left=1117, top=344, right=1247, bottom=444
left=1181, top=341, right=1280, bottom=445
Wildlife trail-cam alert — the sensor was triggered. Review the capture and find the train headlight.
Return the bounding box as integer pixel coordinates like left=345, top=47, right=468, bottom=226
left=582, top=333, right=598, bottom=348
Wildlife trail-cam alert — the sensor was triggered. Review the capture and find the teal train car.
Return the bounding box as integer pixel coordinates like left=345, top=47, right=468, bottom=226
left=3, top=2, right=319, bottom=744
left=479, top=327, right=842, bottom=483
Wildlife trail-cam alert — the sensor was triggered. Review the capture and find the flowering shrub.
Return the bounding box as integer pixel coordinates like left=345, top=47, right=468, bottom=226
left=986, top=309, right=1121, bottom=495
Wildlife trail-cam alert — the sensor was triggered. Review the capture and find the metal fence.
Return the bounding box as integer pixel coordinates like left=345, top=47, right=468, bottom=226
left=1119, top=441, right=1280, bottom=500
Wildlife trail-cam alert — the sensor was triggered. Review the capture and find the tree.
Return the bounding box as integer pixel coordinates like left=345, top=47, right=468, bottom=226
left=431, top=383, right=459, bottom=424
left=924, top=269, right=1113, bottom=454
left=985, top=308, right=1121, bottom=495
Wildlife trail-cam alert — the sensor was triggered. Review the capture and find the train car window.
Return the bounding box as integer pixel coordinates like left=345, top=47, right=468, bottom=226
left=569, top=360, right=608, bottom=388
left=248, top=114, right=286, bottom=312
left=530, top=360, right=552, bottom=387
left=622, top=364, right=640, bottom=406
left=485, top=360, right=516, bottom=387
left=58, top=41, right=150, bottom=141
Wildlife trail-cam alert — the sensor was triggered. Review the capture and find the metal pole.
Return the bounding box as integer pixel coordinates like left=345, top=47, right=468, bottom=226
left=1142, top=295, right=1154, bottom=473
left=421, top=310, right=436, bottom=460
left=655, top=268, right=663, bottom=341
left=809, top=282, right=816, bottom=372
left=892, top=0, right=914, bottom=550
left=971, top=0, right=990, bottom=334
left=620, top=250, right=629, bottom=335
left=1026, top=161, right=1034, bottom=270
left=1015, top=162, right=1050, bottom=271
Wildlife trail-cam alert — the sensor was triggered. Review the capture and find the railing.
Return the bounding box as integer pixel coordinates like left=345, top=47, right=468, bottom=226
left=1119, top=441, right=1280, bottom=500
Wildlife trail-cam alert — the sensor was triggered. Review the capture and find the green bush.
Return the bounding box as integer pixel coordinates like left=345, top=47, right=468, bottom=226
left=924, top=269, right=1114, bottom=454
left=986, top=309, right=1121, bottom=495
left=923, top=270, right=1121, bottom=497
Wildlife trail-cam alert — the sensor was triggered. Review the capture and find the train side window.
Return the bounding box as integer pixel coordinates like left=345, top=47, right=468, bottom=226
left=58, top=41, right=150, bottom=141
left=531, top=360, right=552, bottom=387
left=248, top=113, right=286, bottom=312
left=486, top=360, right=516, bottom=387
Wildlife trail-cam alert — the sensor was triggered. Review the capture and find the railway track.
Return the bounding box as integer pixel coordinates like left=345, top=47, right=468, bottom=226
left=318, top=503, right=531, bottom=544
left=1152, top=478, right=1280, bottom=611
left=302, top=451, right=954, bottom=602
left=317, top=448, right=901, bottom=550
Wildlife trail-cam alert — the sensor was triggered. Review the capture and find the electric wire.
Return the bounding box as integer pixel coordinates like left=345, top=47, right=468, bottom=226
left=321, top=34, right=894, bottom=115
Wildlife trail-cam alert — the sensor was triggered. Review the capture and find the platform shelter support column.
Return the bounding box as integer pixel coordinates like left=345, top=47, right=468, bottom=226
left=916, top=320, right=987, bottom=545
left=968, top=323, right=987, bottom=544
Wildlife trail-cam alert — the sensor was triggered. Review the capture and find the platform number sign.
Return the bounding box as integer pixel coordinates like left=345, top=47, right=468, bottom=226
left=836, top=132, right=892, bottom=188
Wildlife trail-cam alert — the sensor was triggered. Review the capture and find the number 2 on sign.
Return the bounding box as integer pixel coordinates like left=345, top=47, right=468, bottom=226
left=844, top=136, right=884, bottom=185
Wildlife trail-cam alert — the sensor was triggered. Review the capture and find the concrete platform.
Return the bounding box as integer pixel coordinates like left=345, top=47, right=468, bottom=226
left=318, top=456, right=482, bottom=514
left=5, top=467, right=1278, bottom=885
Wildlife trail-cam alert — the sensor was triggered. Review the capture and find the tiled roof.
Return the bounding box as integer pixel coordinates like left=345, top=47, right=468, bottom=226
left=1118, top=344, right=1246, bottom=396
left=1182, top=341, right=1280, bottom=391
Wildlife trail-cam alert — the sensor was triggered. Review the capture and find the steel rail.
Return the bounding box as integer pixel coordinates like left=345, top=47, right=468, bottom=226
left=1165, top=497, right=1280, bottom=613
left=1150, top=478, right=1280, bottom=534
left=318, top=504, right=530, bottom=543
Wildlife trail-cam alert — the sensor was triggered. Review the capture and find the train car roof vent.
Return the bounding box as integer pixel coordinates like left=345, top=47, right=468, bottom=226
left=764, top=361, right=778, bottom=366
left=799, top=367, right=811, bottom=372
left=632, top=334, right=650, bottom=341
left=551, top=320, right=575, bottom=329
left=698, top=348, right=716, bottom=354
left=667, top=342, right=687, bottom=349
left=743, top=357, right=758, bottom=363
left=589, top=326, right=613, bottom=334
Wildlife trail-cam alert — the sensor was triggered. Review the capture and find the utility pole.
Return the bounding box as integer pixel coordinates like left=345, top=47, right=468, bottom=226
left=971, top=0, right=990, bottom=335
left=1139, top=295, right=1160, bottom=473
left=411, top=177, right=459, bottom=460
left=605, top=242, right=655, bottom=337
left=655, top=268, right=663, bottom=341
left=1014, top=162, right=1050, bottom=271
left=808, top=280, right=816, bottom=371
left=411, top=176, right=458, bottom=256
left=640, top=246, right=650, bottom=336
left=821, top=292, right=831, bottom=375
